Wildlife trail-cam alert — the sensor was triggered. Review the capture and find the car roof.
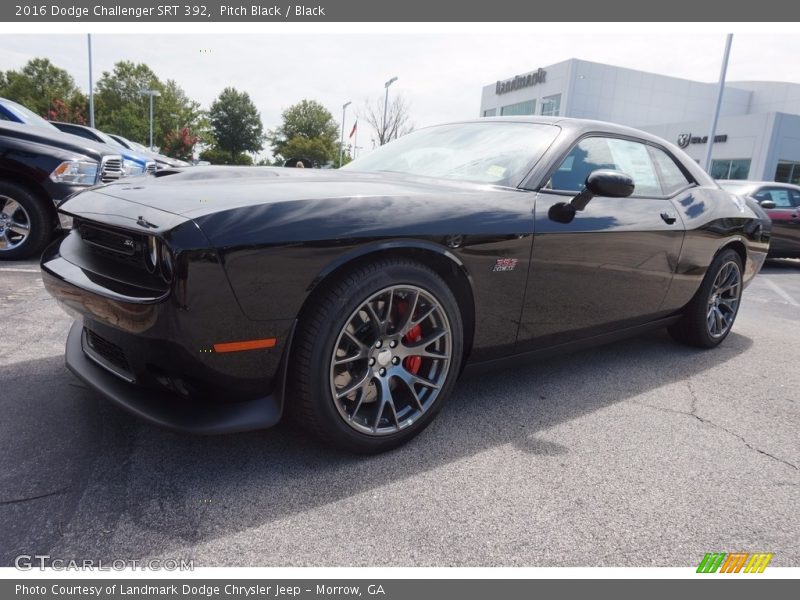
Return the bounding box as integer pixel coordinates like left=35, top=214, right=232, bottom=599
left=459, top=115, right=677, bottom=146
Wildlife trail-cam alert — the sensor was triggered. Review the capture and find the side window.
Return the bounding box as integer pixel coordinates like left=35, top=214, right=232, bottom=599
left=62, top=126, right=93, bottom=141
left=649, top=147, right=693, bottom=195
left=547, top=137, right=661, bottom=197
left=548, top=137, right=615, bottom=192
left=755, top=187, right=794, bottom=208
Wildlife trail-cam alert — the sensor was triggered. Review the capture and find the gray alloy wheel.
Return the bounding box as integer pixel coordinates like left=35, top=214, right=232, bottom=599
left=668, top=248, right=744, bottom=348
left=0, top=195, right=32, bottom=252
left=329, top=284, right=453, bottom=436
left=706, top=260, right=742, bottom=339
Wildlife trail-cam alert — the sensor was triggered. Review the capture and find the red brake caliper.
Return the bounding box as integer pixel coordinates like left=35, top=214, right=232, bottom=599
left=397, top=300, right=423, bottom=375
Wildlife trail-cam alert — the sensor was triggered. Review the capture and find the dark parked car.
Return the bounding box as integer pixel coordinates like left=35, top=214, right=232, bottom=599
left=41, top=117, right=770, bottom=452
left=0, top=120, right=123, bottom=259
left=0, top=97, right=62, bottom=131
left=718, top=180, right=800, bottom=259
left=51, top=121, right=156, bottom=176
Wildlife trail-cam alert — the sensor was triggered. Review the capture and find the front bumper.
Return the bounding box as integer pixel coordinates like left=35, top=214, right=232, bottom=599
left=65, top=319, right=283, bottom=434
left=41, top=225, right=295, bottom=435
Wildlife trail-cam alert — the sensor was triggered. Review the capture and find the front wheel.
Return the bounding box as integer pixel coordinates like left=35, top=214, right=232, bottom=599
left=668, top=248, right=743, bottom=348
left=0, top=182, right=53, bottom=260
left=288, top=259, right=464, bottom=453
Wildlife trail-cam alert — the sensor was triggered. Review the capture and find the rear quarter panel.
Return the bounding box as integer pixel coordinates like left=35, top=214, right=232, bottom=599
left=662, top=186, right=769, bottom=311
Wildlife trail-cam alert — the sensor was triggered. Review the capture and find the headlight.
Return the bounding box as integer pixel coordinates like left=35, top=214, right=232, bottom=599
left=160, top=242, right=174, bottom=282
left=49, top=160, right=99, bottom=185
left=146, top=235, right=158, bottom=273
left=144, top=236, right=175, bottom=281
left=122, top=159, right=145, bottom=177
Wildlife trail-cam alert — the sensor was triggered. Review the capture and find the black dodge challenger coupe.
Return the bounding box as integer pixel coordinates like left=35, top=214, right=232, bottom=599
left=41, top=117, right=771, bottom=453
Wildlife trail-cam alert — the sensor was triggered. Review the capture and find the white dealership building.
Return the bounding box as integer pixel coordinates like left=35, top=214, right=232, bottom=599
left=479, top=59, right=800, bottom=183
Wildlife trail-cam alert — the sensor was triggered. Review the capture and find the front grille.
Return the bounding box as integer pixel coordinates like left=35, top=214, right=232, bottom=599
left=77, top=220, right=147, bottom=269
left=100, top=156, right=124, bottom=183
left=83, top=328, right=134, bottom=382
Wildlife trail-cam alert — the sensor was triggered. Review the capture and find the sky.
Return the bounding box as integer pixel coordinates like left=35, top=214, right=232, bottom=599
left=1, top=33, right=799, bottom=155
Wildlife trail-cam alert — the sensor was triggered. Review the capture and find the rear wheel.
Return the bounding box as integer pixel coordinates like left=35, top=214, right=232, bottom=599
left=288, top=259, right=464, bottom=453
left=668, top=248, right=743, bottom=348
left=0, top=182, right=52, bottom=260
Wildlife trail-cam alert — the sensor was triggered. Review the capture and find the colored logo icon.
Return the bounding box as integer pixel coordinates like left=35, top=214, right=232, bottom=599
left=696, top=552, right=773, bottom=573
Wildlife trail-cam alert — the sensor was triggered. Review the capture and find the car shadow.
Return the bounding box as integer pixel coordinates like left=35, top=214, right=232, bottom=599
left=0, top=328, right=752, bottom=563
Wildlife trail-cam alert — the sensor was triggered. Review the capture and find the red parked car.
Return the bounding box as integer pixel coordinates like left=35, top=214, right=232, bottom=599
left=719, top=180, right=800, bottom=259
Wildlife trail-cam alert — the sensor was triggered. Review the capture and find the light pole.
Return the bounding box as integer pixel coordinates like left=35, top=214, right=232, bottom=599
left=703, top=34, right=734, bottom=173
left=339, top=100, right=351, bottom=168
left=87, top=34, right=95, bottom=128
left=382, top=76, right=398, bottom=145
left=140, top=89, right=161, bottom=150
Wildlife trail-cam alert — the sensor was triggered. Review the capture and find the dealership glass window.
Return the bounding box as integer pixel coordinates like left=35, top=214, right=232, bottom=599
left=775, top=161, right=800, bottom=185
left=540, top=94, right=561, bottom=116
left=482, top=108, right=497, bottom=117
left=500, top=100, right=536, bottom=116
left=711, top=159, right=751, bottom=180
left=547, top=136, right=661, bottom=196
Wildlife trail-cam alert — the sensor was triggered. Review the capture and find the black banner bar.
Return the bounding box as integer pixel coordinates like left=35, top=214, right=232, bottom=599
left=1, top=0, right=798, bottom=22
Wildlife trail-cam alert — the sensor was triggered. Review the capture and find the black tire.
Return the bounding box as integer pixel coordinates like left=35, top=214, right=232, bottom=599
left=288, top=258, right=464, bottom=453
left=668, top=248, right=743, bottom=348
left=0, top=181, right=53, bottom=260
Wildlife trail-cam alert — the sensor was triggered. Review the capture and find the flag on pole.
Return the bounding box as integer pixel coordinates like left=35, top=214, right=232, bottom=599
left=349, top=120, right=358, bottom=139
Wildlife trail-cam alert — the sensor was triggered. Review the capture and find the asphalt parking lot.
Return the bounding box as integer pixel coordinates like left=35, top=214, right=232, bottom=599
left=1, top=257, right=798, bottom=568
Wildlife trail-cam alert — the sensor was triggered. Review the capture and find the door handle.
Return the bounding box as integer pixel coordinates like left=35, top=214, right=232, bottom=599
left=660, top=211, right=678, bottom=225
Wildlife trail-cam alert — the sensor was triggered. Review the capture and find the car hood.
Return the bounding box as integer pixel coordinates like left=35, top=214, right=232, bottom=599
left=118, top=149, right=155, bottom=167
left=0, top=121, right=121, bottom=160
left=87, top=166, right=516, bottom=218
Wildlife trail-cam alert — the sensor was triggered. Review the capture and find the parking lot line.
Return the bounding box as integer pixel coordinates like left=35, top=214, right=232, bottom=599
left=763, top=278, right=800, bottom=307
left=0, top=267, right=39, bottom=273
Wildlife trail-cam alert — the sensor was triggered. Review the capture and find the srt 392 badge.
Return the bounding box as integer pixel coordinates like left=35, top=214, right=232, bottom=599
left=492, top=258, right=518, bottom=272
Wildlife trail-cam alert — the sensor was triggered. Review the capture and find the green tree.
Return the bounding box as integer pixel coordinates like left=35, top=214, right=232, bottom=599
left=0, top=58, right=87, bottom=123
left=158, top=79, right=205, bottom=146
left=267, top=99, right=339, bottom=166
left=94, top=61, right=203, bottom=148
left=94, top=61, right=159, bottom=143
left=208, top=87, right=264, bottom=162
left=198, top=147, right=253, bottom=165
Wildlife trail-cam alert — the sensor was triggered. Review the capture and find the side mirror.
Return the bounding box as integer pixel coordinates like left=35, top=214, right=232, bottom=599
left=549, top=169, right=635, bottom=224
left=585, top=169, right=636, bottom=199
left=758, top=199, right=776, bottom=210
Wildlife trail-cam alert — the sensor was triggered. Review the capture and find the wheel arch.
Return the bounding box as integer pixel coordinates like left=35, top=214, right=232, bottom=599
left=300, top=240, right=477, bottom=369
left=718, top=238, right=747, bottom=269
